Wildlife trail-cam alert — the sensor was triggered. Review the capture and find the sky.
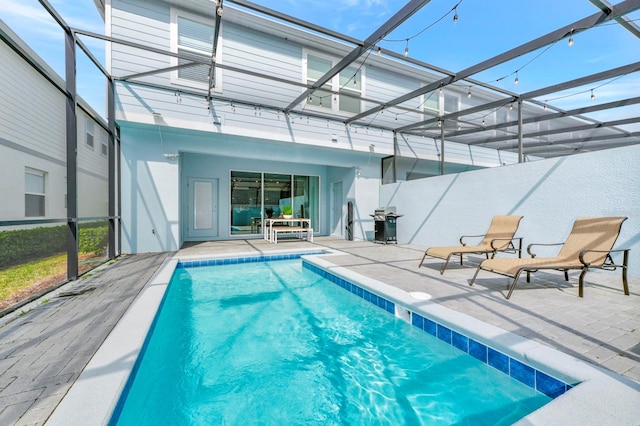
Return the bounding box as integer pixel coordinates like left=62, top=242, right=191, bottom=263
left=1, top=0, right=638, bottom=124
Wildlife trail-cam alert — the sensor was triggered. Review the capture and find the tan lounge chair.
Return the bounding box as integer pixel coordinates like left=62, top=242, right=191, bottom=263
left=418, top=215, right=523, bottom=274
left=470, top=217, right=629, bottom=299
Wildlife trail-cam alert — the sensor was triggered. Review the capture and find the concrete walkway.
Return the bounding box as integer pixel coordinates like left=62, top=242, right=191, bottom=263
left=1, top=237, right=639, bottom=424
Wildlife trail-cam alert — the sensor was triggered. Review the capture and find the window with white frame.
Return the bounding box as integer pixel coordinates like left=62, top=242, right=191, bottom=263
left=25, top=168, right=45, bottom=217
left=171, top=10, right=216, bottom=89
left=443, top=92, right=460, bottom=113
left=306, top=53, right=363, bottom=114
left=86, top=118, right=94, bottom=149
left=101, top=132, right=108, bottom=156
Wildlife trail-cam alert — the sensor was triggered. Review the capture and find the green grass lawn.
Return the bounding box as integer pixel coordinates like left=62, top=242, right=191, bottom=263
left=0, top=254, right=67, bottom=302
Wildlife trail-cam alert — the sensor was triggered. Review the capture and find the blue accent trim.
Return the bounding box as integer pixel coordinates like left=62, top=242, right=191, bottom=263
left=437, top=325, right=452, bottom=344
left=511, top=358, right=536, bottom=388
left=177, top=252, right=325, bottom=269
left=469, top=340, right=488, bottom=363
left=488, top=348, right=510, bottom=375
left=452, top=330, right=468, bottom=353
left=301, top=259, right=575, bottom=400
left=536, top=370, right=568, bottom=398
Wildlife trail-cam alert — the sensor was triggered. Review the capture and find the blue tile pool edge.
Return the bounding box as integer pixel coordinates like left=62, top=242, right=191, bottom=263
left=176, top=251, right=326, bottom=269
left=302, top=259, right=576, bottom=400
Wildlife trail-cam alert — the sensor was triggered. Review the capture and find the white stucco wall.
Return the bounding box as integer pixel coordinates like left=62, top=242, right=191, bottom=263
left=380, top=144, right=640, bottom=277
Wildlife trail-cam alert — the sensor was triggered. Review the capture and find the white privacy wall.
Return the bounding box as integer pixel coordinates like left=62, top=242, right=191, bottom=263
left=380, top=144, right=640, bottom=276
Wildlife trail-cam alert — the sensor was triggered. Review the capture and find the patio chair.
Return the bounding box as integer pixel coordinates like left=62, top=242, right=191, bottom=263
left=418, top=215, right=523, bottom=274
left=470, top=217, right=629, bottom=299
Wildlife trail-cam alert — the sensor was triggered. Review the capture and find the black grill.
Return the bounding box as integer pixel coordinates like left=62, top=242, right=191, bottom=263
left=371, top=209, right=402, bottom=244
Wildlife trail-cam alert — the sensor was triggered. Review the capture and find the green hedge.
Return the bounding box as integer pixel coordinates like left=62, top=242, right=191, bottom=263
left=0, top=222, right=108, bottom=269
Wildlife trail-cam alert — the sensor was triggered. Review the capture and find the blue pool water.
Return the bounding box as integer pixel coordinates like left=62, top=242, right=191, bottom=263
left=112, top=258, right=552, bottom=425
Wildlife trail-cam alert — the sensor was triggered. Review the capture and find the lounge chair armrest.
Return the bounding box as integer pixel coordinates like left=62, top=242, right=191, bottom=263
left=459, top=234, right=486, bottom=246
left=579, top=248, right=630, bottom=267
left=526, top=242, right=564, bottom=258
left=489, top=237, right=522, bottom=250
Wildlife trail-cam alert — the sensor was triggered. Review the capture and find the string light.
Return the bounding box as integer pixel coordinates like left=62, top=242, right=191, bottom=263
left=568, top=28, right=574, bottom=47
left=382, top=1, right=463, bottom=57
left=544, top=103, right=548, bottom=111
left=467, top=86, right=472, bottom=98
left=377, top=46, right=382, bottom=56
left=457, top=122, right=462, bottom=130
left=590, top=89, right=595, bottom=101
left=514, top=71, right=519, bottom=85
left=482, top=119, right=486, bottom=126
left=509, top=103, right=513, bottom=111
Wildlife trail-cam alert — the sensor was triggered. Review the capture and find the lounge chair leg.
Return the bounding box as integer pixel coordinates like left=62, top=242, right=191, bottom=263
left=470, top=267, right=481, bottom=286
left=526, top=270, right=530, bottom=283
left=459, top=254, right=463, bottom=266
left=506, top=271, right=523, bottom=299
left=418, top=252, right=428, bottom=268
left=564, top=270, right=569, bottom=282
left=622, top=250, right=630, bottom=295
left=578, top=268, right=588, bottom=297
left=441, top=255, right=453, bottom=275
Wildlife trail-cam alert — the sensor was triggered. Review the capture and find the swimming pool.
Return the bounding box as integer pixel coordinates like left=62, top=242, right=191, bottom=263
left=111, top=256, right=556, bottom=425
left=47, top=248, right=640, bottom=425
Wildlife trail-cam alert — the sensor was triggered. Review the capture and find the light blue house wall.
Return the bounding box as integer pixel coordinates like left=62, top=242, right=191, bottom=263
left=119, top=122, right=382, bottom=252
left=380, top=144, right=640, bottom=276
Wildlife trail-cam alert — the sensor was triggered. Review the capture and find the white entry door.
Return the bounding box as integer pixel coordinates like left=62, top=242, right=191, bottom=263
left=331, top=181, right=343, bottom=237
left=188, top=178, right=218, bottom=238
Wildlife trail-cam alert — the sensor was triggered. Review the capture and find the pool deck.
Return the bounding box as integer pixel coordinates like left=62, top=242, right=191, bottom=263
left=1, top=237, right=639, bottom=425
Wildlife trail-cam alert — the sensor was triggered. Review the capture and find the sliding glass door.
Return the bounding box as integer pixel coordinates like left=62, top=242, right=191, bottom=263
left=230, top=171, right=319, bottom=236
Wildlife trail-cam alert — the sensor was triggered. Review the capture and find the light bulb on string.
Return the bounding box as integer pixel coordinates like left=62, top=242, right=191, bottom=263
left=568, top=29, right=574, bottom=47
left=514, top=71, right=519, bottom=85
left=453, top=6, right=458, bottom=23
left=404, top=39, right=409, bottom=57
left=467, top=86, right=472, bottom=98
left=544, top=103, right=548, bottom=111
left=590, top=89, right=595, bottom=101
left=377, top=46, right=382, bottom=56
left=509, top=103, right=513, bottom=111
